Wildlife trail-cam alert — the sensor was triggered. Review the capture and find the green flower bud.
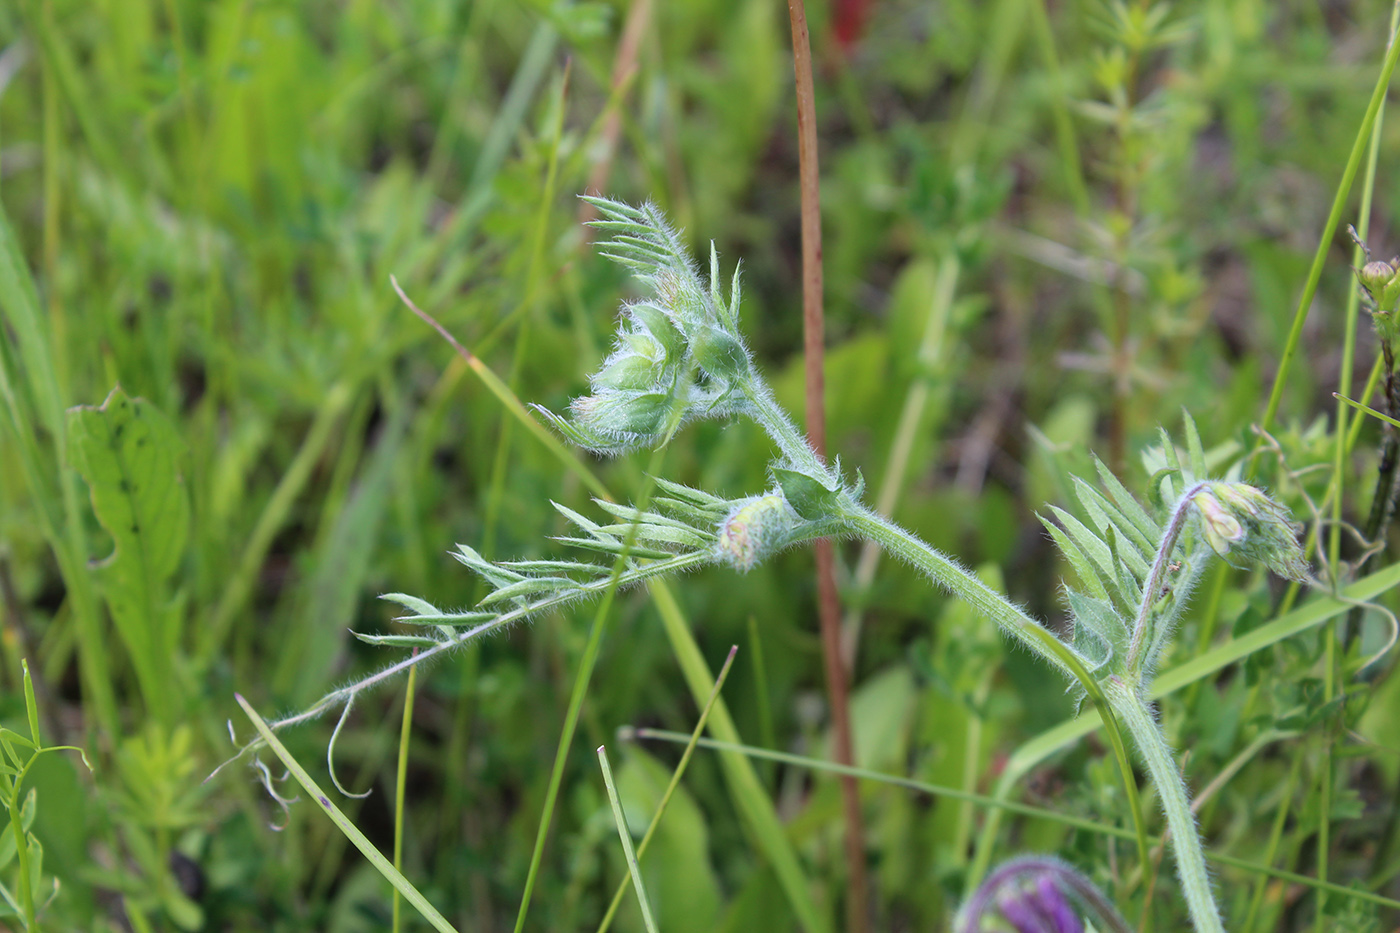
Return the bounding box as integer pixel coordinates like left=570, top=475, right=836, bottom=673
left=655, top=270, right=709, bottom=328
left=691, top=325, right=749, bottom=380
left=570, top=390, right=673, bottom=445
left=716, top=492, right=799, bottom=572
left=1359, top=260, right=1397, bottom=298
left=1192, top=488, right=1244, bottom=556
left=594, top=352, right=663, bottom=390
left=622, top=333, right=666, bottom=364
left=1194, top=482, right=1308, bottom=582
left=627, top=302, right=686, bottom=361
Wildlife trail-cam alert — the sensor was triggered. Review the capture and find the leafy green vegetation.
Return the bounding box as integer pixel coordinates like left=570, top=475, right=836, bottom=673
left=4, top=0, right=1400, bottom=930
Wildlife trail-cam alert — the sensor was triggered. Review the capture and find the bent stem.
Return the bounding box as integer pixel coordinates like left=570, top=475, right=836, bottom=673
left=1104, top=678, right=1223, bottom=933
left=1127, top=481, right=1209, bottom=673
left=838, top=507, right=1155, bottom=887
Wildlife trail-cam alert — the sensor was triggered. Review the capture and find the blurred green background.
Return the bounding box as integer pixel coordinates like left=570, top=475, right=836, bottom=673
left=3, top=0, right=1400, bottom=929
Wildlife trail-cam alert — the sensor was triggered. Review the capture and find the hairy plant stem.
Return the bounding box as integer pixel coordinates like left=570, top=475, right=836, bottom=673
left=1104, top=679, right=1224, bottom=933
left=258, top=548, right=713, bottom=737
left=740, top=378, right=838, bottom=484
left=1127, top=482, right=1209, bottom=673
left=836, top=507, right=1156, bottom=887
left=740, top=367, right=1165, bottom=898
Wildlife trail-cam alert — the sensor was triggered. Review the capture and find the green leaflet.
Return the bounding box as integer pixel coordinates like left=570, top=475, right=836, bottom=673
left=1072, top=475, right=1155, bottom=562
left=1181, top=409, right=1208, bottom=479
left=1066, top=588, right=1129, bottom=674
left=1047, top=506, right=1139, bottom=614
left=1091, top=454, right=1161, bottom=541
left=772, top=466, right=841, bottom=521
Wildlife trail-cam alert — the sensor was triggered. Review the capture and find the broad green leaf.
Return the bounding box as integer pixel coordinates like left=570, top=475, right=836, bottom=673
left=1066, top=589, right=1128, bottom=672
left=615, top=749, right=723, bottom=933
left=846, top=666, right=916, bottom=770
left=772, top=467, right=840, bottom=521
left=67, top=386, right=189, bottom=719
left=27, top=753, right=87, bottom=880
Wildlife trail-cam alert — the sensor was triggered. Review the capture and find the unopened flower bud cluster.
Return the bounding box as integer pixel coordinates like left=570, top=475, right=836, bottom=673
left=1191, top=482, right=1308, bottom=583
left=539, top=199, right=754, bottom=453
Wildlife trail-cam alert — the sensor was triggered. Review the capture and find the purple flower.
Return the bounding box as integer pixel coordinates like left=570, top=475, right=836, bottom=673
left=958, top=857, right=1128, bottom=933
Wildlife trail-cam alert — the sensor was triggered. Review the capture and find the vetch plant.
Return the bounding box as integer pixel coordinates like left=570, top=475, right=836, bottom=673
left=248, top=198, right=1313, bottom=932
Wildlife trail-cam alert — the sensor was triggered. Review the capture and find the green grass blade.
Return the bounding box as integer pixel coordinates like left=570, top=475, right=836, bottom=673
left=511, top=454, right=670, bottom=933
left=632, top=729, right=1400, bottom=913
left=234, top=693, right=459, bottom=933
left=650, top=583, right=831, bottom=933
left=597, top=645, right=739, bottom=933
left=598, top=745, right=660, bottom=933
left=392, top=659, right=420, bottom=933
left=0, top=195, right=118, bottom=737
left=1334, top=392, right=1400, bottom=430
left=1257, top=24, right=1400, bottom=440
